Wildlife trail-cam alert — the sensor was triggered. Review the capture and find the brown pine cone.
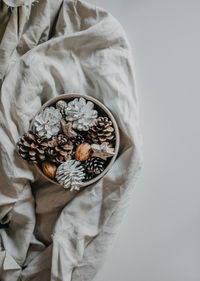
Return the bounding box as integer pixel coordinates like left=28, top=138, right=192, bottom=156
left=83, top=157, right=105, bottom=181
left=17, top=131, right=48, bottom=164
left=46, top=135, right=73, bottom=164
left=88, top=117, right=115, bottom=145
left=57, top=134, right=69, bottom=145
left=70, top=134, right=85, bottom=148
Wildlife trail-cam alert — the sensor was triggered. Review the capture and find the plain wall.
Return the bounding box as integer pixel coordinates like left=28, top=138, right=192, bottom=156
left=87, top=0, right=200, bottom=281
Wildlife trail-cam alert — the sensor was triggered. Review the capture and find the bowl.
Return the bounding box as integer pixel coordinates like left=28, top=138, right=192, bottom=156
left=29, top=93, right=120, bottom=189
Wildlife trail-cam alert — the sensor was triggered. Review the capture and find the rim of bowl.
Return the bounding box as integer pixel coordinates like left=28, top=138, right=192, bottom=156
left=29, top=93, right=120, bottom=188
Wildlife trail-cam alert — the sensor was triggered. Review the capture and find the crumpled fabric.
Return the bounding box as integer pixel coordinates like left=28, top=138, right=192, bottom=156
left=0, top=0, right=143, bottom=280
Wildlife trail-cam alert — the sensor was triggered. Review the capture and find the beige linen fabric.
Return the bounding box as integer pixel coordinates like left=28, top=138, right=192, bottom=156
left=0, top=0, right=143, bottom=280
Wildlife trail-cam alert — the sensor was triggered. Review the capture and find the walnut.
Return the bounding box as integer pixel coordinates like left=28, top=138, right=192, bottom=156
left=42, top=161, right=57, bottom=178
left=75, top=142, right=91, bottom=162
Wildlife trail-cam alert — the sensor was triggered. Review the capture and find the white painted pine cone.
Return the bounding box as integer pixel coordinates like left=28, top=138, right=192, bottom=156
left=65, top=97, right=98, bottom=131
left=56, top=159, right=85, bottom=191
left=34, top=107, right=62, bottom=139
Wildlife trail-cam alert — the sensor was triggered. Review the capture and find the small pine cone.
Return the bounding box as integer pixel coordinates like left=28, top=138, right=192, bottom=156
left=84, top=173, right=93, bottom=181
left=70, top=134, right=85, bottom=149
left=57, top=134, right=69, bottom=145
left=83, top=157, right=105, bottom=181
left=17, top=131, right=48, bottom=164
left=88, top=117, right=115, bottom=145
left=46, top=135, right=73, bottom=164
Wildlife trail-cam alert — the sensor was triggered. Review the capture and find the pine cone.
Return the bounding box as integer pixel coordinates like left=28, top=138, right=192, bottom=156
left=57, top=134, right=68, bottom=145
left=56, top=100, right=67, bottom=115
left=46, top=135, right=73, bottom=164
left=65, top=97, right=98, bottom=131
left=83, top=157, right=105, bottom=181
left=88, top=117, right=115, bottom=145
left=56, top=159, right=85, bottom=190
left=34, top=106, right=62, bottom=139
left=17, top=131, right=48, bottom=164
left=70, top=134, right=85, bottom=149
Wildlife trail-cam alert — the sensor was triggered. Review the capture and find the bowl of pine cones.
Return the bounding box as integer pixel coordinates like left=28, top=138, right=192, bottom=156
left=17, top=94, right=119, bottom=191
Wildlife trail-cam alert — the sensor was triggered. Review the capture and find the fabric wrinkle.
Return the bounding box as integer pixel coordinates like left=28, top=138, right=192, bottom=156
left=0, top=0, right=142, bottom=280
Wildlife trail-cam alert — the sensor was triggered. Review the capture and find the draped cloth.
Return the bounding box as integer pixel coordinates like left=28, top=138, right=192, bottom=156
left=0, top=0, right=143, bottom=280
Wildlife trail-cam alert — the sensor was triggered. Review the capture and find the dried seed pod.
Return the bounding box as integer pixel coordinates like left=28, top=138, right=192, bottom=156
left=61, top=119, right=77, bottom=138
left=91, top=143, right=115, bottom=160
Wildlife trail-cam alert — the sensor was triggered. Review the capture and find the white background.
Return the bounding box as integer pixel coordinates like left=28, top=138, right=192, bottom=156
left=87, top=1, right=200, bottom=281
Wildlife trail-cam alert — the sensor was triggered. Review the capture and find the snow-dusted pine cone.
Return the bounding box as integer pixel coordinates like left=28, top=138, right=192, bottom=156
left=56, top=159, right=85, bottom=190
left=83, top=157, right=105, bottom=181
left=17, top=131, right=48, bottom=164
left=65, top=97, right=98, bottom=131
left=46, top=135, right=73, bottom=164
left=88, top=117, right=115, bottom=145
left=34, top=107, right=62, bottom=139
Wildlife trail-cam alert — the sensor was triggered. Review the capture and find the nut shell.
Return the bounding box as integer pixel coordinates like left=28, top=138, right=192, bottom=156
left=42, top=161, right=57, bottom=178
left=75, top=142, right=91, bottom=162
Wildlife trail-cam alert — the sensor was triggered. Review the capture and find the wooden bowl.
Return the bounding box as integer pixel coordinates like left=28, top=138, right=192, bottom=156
left=30, top=94, right=120, bottom=188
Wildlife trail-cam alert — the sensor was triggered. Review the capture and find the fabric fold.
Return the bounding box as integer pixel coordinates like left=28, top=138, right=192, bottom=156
left=0, top=0, right=143, bottom=280
left=0, top=250, right=21, bottom=281
left=2, top=0, right=35, bottom=8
